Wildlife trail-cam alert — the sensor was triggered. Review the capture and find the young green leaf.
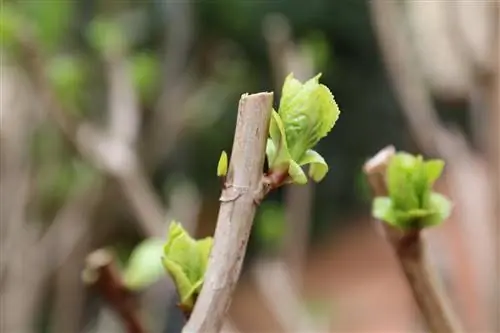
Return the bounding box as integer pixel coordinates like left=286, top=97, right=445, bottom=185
left=288, top=159, right=308, bottom=185
left=278, top=73, right=340, bottom=161
left=387, top=153, right=419, bottom=211
left=123, top=238, right=164, bottom=290
left=265, top=73, right=340, bottom=186
left=371, top=152, right=452, bottom=229
left=268, top=109, right=291, bottom=169
left=424, top=160, right=445, bottom=186
left=162, top=221, right=213, bottom=309
left=299, top=149, right=328, bottom=182
left=372, top=197, right=398, bottom=226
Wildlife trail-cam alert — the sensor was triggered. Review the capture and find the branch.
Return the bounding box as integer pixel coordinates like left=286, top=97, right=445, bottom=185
left=363, top=146, right=464, bottom=333
left=83, top=249, right=145, bottom=333
left=183, top=92, right=273, bottom=333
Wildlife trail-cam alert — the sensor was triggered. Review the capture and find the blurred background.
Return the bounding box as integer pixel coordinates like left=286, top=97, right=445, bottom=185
left=1, top=0, right=499, bottom=332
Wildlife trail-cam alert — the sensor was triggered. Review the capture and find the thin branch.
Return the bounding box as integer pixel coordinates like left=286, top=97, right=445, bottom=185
left=83, top=249, right=145, bottom=333
left=363, top=146, right=464, bottom=333
left=183, top=92, right=273, bottom=333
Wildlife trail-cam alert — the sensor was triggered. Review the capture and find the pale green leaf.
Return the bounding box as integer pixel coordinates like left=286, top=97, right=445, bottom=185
left=429, top=192, right=452, bottom=221
left=268, top=110, right=290, bottom=168
left=299, top=149, right=328, bottom=182
left=162, top=256, right=195, bottom=308
left=123, top=238, right=164, bottom=290
left=372, top=197, right=398, bottom=226
left=217, top=151, right=228, bottom=177
left=266, top=139, right=276, bottom=167
left=281, top=73, right=303, bottom=104
left=387, top=153, right=419, bottom=211
left=278, top=73, right=340, bottom=161
left=288, top=160, right=307, bottom=184
left=162, top=221, right=213, bottom=309
left=424, top=160, right=445, bottom=186
left=411, top=156, right=429, bottom=205
left=196, top=237, right=213, bottom=275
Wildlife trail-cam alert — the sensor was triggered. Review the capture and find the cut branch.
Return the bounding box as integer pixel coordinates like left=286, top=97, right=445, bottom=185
left=183, top=92, right=273, bottom=333
left=363, top=146, right=464, bottom=333
left=83, top=249, right=145, bottom=333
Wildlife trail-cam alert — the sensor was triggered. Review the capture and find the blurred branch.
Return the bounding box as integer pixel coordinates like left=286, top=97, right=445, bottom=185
left=253, top=260, right=320, bottom=333
left=83, top=249, right=145, bottom=333
left=258, top=14, right=326, bottom=333
left=369, top=0, right=459, bottom=155
left=0, top=65, right=46, bottom=333
left=144, top=1, right=195, bottom=169
left=183, top=92, right=273, bottom=333
left=50, top=193, right=98, bottom=333
left=363, top=146, right=464, bottom=333
left=489, top=3, right=500, bottom=331
left=17, top=31, right=166, bottom=238
left=370, top=1, right=495, bottom=330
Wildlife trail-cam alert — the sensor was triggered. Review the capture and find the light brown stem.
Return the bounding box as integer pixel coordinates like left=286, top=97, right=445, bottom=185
left=182, top=92, right=273, bottom=333
left=363, top=146, right=464, bottom=333
left=83, top=249, right=145, bottom=333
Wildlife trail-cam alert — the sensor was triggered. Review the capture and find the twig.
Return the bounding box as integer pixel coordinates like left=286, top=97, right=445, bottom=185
left=183, top=92, right=273, bottom=333
left=83, top=249, right=145, bottom=333
left=363, top=146, right=464, bottom=333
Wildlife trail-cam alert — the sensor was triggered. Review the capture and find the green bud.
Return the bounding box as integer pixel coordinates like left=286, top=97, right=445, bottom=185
left=217, top=151, right=228, bottom=177
left=372, top=152, right=452, bottom=229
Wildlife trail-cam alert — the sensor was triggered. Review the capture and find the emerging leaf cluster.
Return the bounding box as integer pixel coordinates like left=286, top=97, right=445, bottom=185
left=162, top=221, right=213, bottom=310
left=372, top=153, right=452, bottom=229
left=266, top=73, right=340, bottom=184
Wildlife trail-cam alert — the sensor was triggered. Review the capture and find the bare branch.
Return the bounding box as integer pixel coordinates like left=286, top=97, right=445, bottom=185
left=363, top=147, right=464, bottom=333
left=183, top=92, right=273, bottom=333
